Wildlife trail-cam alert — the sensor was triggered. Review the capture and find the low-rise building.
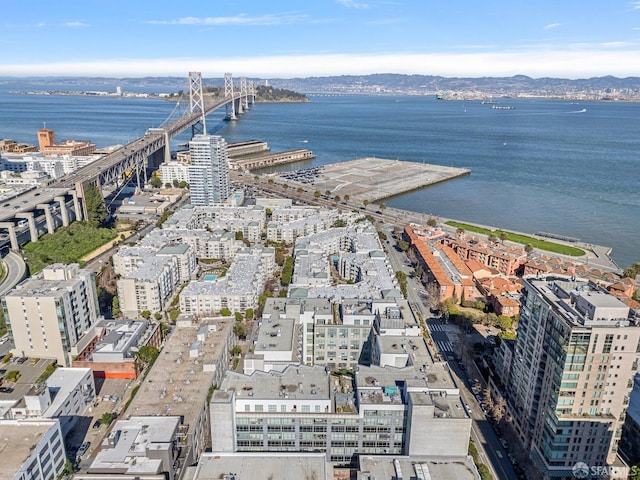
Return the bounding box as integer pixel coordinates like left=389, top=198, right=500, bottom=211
left=0, top=419, right=67, bottom=480
left=8, top=367, right=95, bottom=436
left=72, top=319, right=162, bottom=379
left=124, top=317, right=234, bottom=470
left=87, top=416, right=181, bottom=480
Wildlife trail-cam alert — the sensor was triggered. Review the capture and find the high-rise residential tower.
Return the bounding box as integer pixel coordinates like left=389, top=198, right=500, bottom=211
left=188, top=134, right=230, bottom=206
left=503, top=275, right=639, bottom=478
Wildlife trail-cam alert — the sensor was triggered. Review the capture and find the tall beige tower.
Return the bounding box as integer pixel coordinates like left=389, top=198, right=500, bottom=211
left=37, top=128, right=55, bottom=151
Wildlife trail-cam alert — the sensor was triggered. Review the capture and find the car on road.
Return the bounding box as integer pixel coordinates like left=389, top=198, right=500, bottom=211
left=92, top=420, right=101, bottom=429
left=77, top=441, right=90, bottom=458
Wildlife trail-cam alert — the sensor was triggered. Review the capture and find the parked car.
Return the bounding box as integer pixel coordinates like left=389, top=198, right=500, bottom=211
left=77, top=441, right=90, bottom=458
left=92, top=420, right=101, bottom=429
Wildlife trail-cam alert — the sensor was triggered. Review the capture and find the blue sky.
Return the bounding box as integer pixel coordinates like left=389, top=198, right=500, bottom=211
left=2, top=0, right=640, bottom=78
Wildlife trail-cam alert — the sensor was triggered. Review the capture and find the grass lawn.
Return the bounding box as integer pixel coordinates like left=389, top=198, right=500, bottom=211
left=445, top=221, right=585, bottom=257
left=23, top=221, right=117, bottom=274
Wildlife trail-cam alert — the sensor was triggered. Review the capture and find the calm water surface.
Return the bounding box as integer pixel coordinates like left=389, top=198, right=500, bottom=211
left=1, top=84, right=638, bottom=267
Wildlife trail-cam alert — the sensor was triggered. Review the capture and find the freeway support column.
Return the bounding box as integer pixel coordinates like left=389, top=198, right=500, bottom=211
left=56, top=196, right=70, bottom=226
left=37, top=204, right=55, bottom=234
left=70, top=191, right=83, bottom=221
left=15, top=212, right=37, bottom=243
left=0, top=222, right=19, bottom=251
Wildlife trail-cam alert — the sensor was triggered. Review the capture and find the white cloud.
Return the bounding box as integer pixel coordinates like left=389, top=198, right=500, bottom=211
left=3, top=50, right=640, bottom=79
left=543, top=23, right=563, bottom=30
left=147, top=13, right=307, bottom=26
left=629, top=1, right=640, bottom=9
left=63, top=21, right=89, bottom=27
left=336, top=0, right=370, bottom=8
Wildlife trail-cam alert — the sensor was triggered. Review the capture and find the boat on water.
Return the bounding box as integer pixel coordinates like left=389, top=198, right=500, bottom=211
left=491, top=105, right=515, bottom=110
left=482, top=100, right=499, bottom=105
left=436, top=93, right=444, bottom=100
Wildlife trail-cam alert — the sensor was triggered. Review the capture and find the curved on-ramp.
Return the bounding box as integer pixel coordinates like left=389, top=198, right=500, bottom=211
left=0, top=251, right=28, bottom=298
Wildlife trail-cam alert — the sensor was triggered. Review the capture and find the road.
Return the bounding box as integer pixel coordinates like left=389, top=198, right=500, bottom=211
left=0, top=250, right=27, bottom=297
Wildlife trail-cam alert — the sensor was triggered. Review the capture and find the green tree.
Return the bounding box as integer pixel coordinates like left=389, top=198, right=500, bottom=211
left=427, top=217, right=437, bottom=227
left=153, top=312, right=162, bottom=321
left=629, top=465, right=640, bottom=480
left=296, top=186, right=303, bottom=193
left=233, top=323, right=246, bottom=337
left=488, top=233, right=498, bottom=243
left=363, top=199, right=369, bottom=208
left=334, top=195, right=341, bottom=203
left=378, top=231, right=387, bottom=241
left=245, top=308, right=254, bottom=320
left=137, top=345, right=159, bottom=364
left=169, top=308, right=181, bottom=321
left=268, top=178, right=274, bottom=185
left=524, top=243, right=534, bottom=254
left=220, top=307, right=232, bottom=317
left=343, top=194, right=350, bottom=202
left=84, top=184, right=108, bottom=227
left=101, top=411, right=116, bottom=426
left=331, top=219, right=347, bottom=228
left=229, top=345, right=242, bottom=357
left=496, top=315, right=513, bottom=330
left=314, top=190, right=321, bottom=199
left=234, top=312, right=243, bottom=322
left=149, top=176, right=163, bottom=188
left=499, top=231, right=508, bottom=244
left=140, top=310, right=151, bottom=320
left=165, top=182, right=172, bottom=188
left=173, top=179, right=180, bottom=188
left=280, top=256, right=294, bottom=286
left=456, top=227, right=465, bottom=237
left=111, top=296, right=121, bottom=317
left=235, top=231, right=244, bottom=240
left=624, top=263, right=640, bottom=278
left=477, top=463, right=493, bottom=480
left=178, top=180, right=188, bottom=189
left=397, top=240, right=409, bottom=251
left=379, top=203, right=386, bottom=214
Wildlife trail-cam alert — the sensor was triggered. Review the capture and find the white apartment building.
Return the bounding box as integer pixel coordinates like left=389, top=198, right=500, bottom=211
left=188, top=134, right=230, bottom=206
left=9, top=367, right=95, bottom=436
left=2, top=264, right=100, bottom=366
left=159, top=160, right=190, bottom=186
left=0, top=153, right=64, bottom=179
left=180, top=245, right=275, bottom=316
left=117, top=254, right=180, bottom=318
left=0, top=419, right=67, bottom=480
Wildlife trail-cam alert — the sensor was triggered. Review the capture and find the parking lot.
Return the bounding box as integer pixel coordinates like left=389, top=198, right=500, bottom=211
left=65, top=377, right=137, bottom=467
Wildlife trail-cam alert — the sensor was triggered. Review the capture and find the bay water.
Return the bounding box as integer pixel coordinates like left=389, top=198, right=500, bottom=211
left=1, top=84, right=638, bottom=268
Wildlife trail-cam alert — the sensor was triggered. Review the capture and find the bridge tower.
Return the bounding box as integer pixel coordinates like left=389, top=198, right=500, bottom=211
left=240, top=77, right=249, bottom=110
left=224, top=72, right=237, bottom=121
left=249, top=81, right=256, bottom=105
left=189, top=71, right=207, bottom=136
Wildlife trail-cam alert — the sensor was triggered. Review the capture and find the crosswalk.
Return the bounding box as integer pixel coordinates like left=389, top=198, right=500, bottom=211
left=436, top=340, right=454, bottom=352
left=429, top=323, right=445, bottom=332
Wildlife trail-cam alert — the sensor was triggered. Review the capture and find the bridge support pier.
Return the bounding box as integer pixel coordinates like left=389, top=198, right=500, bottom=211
left=0, top=222, right=19, bottom=251
left=37, top=204, right=55, bottom=234
left=70, top=192, right=82, bottom=222
left=56, top=196, right=70, bottom=226
left=15, top=213, right=38, bottom=243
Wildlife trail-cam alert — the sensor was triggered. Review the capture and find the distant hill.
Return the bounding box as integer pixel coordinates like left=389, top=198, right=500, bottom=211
left=264, top=74, right=640, bottom=97
left=2, top=74, right=639, bottom=98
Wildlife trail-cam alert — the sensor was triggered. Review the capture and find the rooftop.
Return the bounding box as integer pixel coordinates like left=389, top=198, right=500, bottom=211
left=126, top=318, right=232, bottom=423
left=194, top=452, right=331, bottom=480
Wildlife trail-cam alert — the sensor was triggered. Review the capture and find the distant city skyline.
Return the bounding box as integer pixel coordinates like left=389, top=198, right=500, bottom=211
left=2, top=1, right=640, bottom=78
